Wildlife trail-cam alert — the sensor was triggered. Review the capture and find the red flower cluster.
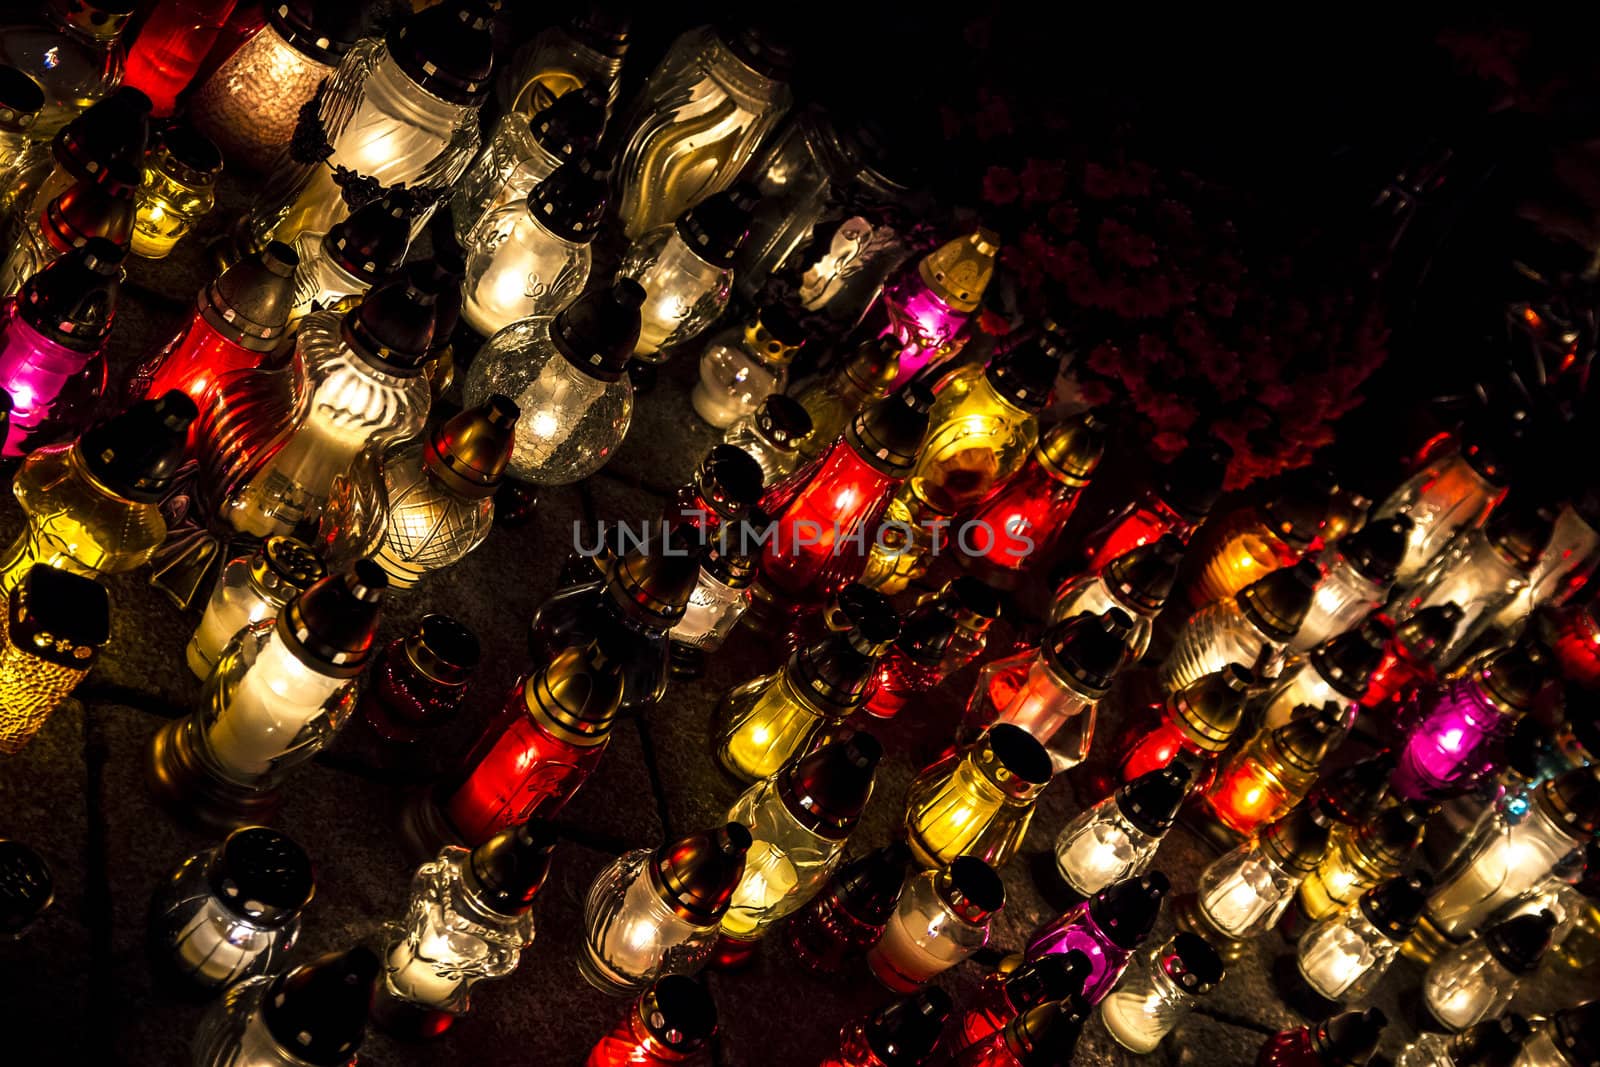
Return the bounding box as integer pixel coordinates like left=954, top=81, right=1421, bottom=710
left=979, top=153, right=1388, bottom=488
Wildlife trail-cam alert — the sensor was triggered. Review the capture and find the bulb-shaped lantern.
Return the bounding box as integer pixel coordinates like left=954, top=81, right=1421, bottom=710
left=824, top=988, right=952, bottom=1067
left=1295, top=801, right=1431, bottom=927
left=129, top=124, right=221, bottom=259
left=1256, top=1008, right=1388, bottom=1067
left=286, top=189, right=411, bottom=323
left=1054, top=763, right=1190, bottom=898
left=1291, top=516, right=1410, bottom=650
left=1098, top=933, right=1226, bottom=1053
left=586, top=974, right=718, bottom=1067
left=1296, top=873, right=1430, bottom=1003
left=187, top=536, right=325, bottom=679
left=461, top=278, right=645, bottom=486
left=579, top=822, right=752, bottom=995
left=1423, top=910, right=1557, bottom=1032
left=790, top=334, right=903, bottom=463
left=1180, top=803, right=1333, bottom=956
left=621, top=184, right=756, bottom=363
left=360, top=613, right=480, bottom=747
left=787, top=841, right=912, bottom=974
left=461, top=154, right=608, bottom=336
left=1200, top=701, right=1348, bottom=840
left=1049, top=533, right=1184, bottom=660
left=1187, top=468, right=1336, bottom=608
left=723, top=392, right=813, bottom=486
left=1260, top=618, right=1387, bottom=730
left=692, top=303, right=807, bottom=429
left=870, top=229, right=1000, bottom=388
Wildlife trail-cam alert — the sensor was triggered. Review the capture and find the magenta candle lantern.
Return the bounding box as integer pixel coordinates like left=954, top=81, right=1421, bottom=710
left=1022, top=874, right=1168, bottom=1004
left=875, top=230, right=998, bottom=387
left=0, top=239, right=122, bottom=457
left=1391, top=639, right=1552, bottom=803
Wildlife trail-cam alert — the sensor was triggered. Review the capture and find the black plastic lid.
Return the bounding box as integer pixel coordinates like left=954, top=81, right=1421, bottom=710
left=551, top=279, right=645, bottom=382
left=206, top=826, right=314, bottom=928
left=651, top=822, right=752, bottom=924
left=1462, top=442, right=1509, bottom=488
left=1450, top=1014, right=1534, bottom=1067
left=1163, top=932, right=1226, bottom=995
left=152, top=124, right=222, bottom=184
left=1086, top=871, right=1169, bottom=950
left=1538, top=765, right=1600, bottom=838
left=1238, top=558, right=1322, bottom=641
left=530, top=82, right=607, bottom=158
left=754, top=393, right=812, bottom=450
left=463, top=817, right=559, bottom=916
left=691, top=444, right=766, bottom=521
left=1312, top=751, right=1395, bottom=825
left=1355, top=801, right=1431, bottom=868
left=1003, top=996, right=1092, bottom=1066
left=1553, top=1000, right=1600, bottom=1067
left=261, top=947, right=379, bottom=1066
left=985, top=340, right=1059, bottom=412
left=529, top=154, right=608, bottom=244
left=777, top=734, right=882, bottom=840
left=893, top=579, right=1002, bottom=665
left=340, top=268, right=437, bottom=374
left=1003, top=950, right=1092, bottom=1009
left=9, top=566, right=109, bottom=667
left=0, top=839, right=53, bottom=935
left=984, top=723, right=1054, bottom=789
left=406, top=613, right=481, bottom=684
left=1483, top=909, right=1556, bottom=974
left=1394, top=602, right=1465, bottom=664
left=846, top=382, right=935, bottom=477
left=1115, top=762, right=1191, bottom=836
left=1262, top=469, right=1336, bottom=550
left=0, top=64, right=44, bottom=133
left=1160, top=438, right=1232, bottom=522
left=862, top=988, right=950, bottom=1067
left=1104, top=533, right=1185, bottom=612
left=829, top=841, right=911, bottom=925
left=17, top=237, right=122, bottom=351
left=1341, top=516, right=1411, bottom=585
left=1480, top=633, right=1554, bottom=713
left=1259, top=803, right=1334, bottom=874
left=1485, top=499, right=1556, bottom=573
left=1268, top=701, right=1346, bottom=773
left=940, top=856, right=1006, bottom=923
left=266, top=0, right=363, bottom=66
left=419, top=251, right=464, bottom=355
left=1041, top=609, right=1132, bottom=697
left=1311, top=619, right=1389, bottom=699
left=199, top=241, right=299, bottom=352
left=386, top=0, right=494, bottom=106
left=719, top=24, right=794, bottom=81
left=1356, top=872, right=1430, bottom=942
left=324, top=191, right=410, bottom=283
left=635, top=975, right=717, bottom=1055
left=50, top=87, right=150, bottom=183
left=274, top=561, right=386, bottom=678
left=78, top=390, right=195, bottom=502
left=792, top=604, right=899, bottom=710
left=1507, top=710, right=1555, bottom=781
left=1310, top=1008, right=1387, bottom=1067
left=674, top=183, right=758, bottom=269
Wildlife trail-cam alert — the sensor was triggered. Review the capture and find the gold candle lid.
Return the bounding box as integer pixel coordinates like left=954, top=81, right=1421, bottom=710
left=917, top=229, right=1000, bottom=313
left=1036, top=412, right=1108, bottom=487
left=1168, top=664, right=1255, bottom=752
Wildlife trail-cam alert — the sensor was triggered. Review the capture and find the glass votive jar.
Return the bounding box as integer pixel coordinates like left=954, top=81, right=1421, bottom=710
left=130, top=123, right=222, bottom=259
left=1098, top=932, right=1226, bottom=1053
left=1423, top=910, right=1557, bottom=1033
left=360, top=614, right=481, bottom=745
left=867, top=857, right=1004, bottom=993
left=147, top=825, right=314, bottom=991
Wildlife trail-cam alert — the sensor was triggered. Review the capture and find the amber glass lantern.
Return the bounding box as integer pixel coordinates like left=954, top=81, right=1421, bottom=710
left=1198, top=702, right=1347, bottom=840
left=1185, top=468, right=1335, bottom=609
left=0, top=566, right=109, bottom=754
left=1295, top=802, right=1431, bottom=927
